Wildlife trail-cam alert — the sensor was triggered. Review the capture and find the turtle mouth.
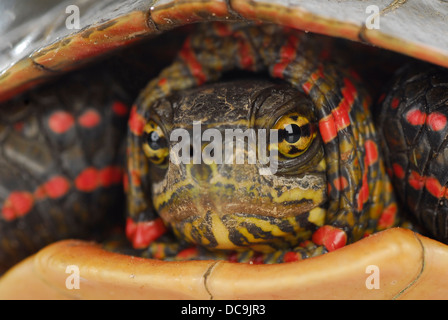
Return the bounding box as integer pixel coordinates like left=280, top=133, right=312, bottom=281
left=154, top=175, right=328, bottom=251
left=165, top=209, right=320, bottom=252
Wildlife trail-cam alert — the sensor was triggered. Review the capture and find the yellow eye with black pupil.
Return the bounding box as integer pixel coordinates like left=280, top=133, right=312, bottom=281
left=273, top=112, right=315, bottom=158
left=282, top=124, right=302, bottom=143
left=142, top=120, right=169, bottom=165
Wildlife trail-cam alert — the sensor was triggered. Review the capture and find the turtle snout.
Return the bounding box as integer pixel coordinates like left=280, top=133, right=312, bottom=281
left=189, top=163, right=213, bottom=184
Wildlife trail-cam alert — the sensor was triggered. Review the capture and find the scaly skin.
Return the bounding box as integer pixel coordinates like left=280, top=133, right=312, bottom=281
left=126, top=22, right=401, bottom=263
left=376, top=64, right=448, bottom=244
left=0, top=32, right=184, bottom=274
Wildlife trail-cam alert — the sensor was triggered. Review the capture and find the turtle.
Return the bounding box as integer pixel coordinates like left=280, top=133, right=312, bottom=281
left=0, top=0, right=448, bottom=300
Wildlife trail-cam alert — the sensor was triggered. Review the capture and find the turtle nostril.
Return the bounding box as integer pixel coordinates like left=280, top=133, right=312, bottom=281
left=190, top=164, right=212, bottom=183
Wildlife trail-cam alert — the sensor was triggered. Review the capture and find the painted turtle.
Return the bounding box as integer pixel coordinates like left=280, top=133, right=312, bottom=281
left=0, top=0, right=448, bottom=299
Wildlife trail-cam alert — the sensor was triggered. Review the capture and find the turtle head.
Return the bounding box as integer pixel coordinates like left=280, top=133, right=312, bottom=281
left=138, top=79, right=327, bottom=252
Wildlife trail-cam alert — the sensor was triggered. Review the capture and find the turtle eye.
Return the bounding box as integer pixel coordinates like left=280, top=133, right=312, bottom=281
left=142, top=120, right=169, bottom=165
left=272, top=112, right=316, bottom=158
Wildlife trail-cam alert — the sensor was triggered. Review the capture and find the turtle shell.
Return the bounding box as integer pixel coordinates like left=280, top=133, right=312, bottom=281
left=1, top=0, right=448, bottom=103
left=1, top=0, right=448, bottom=299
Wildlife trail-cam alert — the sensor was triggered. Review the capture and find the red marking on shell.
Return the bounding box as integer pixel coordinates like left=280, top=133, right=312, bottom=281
left=365, top=140, right=379, bottom=166
left=318, top=114, right=337, bottom=144
left=333, top=108, right=350, bottom=131
left=333, top=176, right=349, bottom=191
left=78, top=109, right=101, bottom=128
left=13, top=122, right=24, bottom=132
left=405, top=108, right=426, bottom=126
left=42, top=176, right=70, bottom=199
left=74, top=166, right=122, bottom=192
left=392, top=163, right=405, bottom=180
left=332, top=102, right=351, bottom=132
left=2, top=191, right=34, bottom=221
left=249, top=252, right=265, bottom=265
left=131, top=170, right=141, bottom=186
left=237, top=35, right=254, bottom=70
left=378, top=203, right=397, bottom=229
left=363, top=232, right=372, bottom=238
left=48, top=111, right=75, bottom=134
left=179, top=37, right=206, bottom=85
left=427, top=112, right=447, bottom=131
left=75, top=167, right=99, bottom=192
left=176, top=247, right=199, bottom=259
left=341, top=78, right=356, bottom=109
left=391, top=98, right=400, bottom=109
left=357, top=172, right=369, bottom=211
left=112, top=101, right=129, bottom=117
left=314, top=66, right=325, bottom=80
left=99, top=166, right=123, bottom=188
left=273, top=35, right=300, bottom=78
left=302, top=81, right=313, bottom=94
left=301, top=69, right=324, bottom=94
left=283, top=251, right=301, bottom=263
left=299, top=240, right=313, bottom=248
left=152, top=243, right=166, bottom=260
left=319, top=49, right=330, bottom=61
left=126, top=217, right=167, bottom=249
left=158, top=78, right=167, bottom=86
left=408, top=171, right=426, bottom=190
left=123, top=172, right=129, bottom=193
left=33, top=186, right=46, bottom=200
left=214, top=22, right=233, bottom=37
left=425, top=176, right=445, bottom=198
left=228, top=252, right=238, bottom=263
left=128, top=105, right=145, bottom=136
left=312, top=225, right=347, bottom=252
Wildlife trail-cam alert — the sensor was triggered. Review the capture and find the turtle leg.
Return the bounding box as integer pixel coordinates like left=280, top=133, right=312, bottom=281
left=0, top=68, right=133, bottom=274
left=254, top=26, right=401, bottom=246
left=136, top=242, right=327, bottom=263
left=255, top=24, right=401, bottom=249
left=376, top=63, right=448, bottom=244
